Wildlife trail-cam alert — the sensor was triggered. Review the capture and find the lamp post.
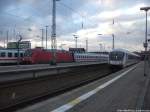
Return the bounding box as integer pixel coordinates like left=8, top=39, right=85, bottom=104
left=73, top=35, right=79, bottom=48
left=140, top=6, right=150, bottom=76
left=98, top=33, right=115, bottom=50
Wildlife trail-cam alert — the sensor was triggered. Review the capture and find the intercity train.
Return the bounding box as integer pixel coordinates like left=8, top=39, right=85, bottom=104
left=109, top=49, right=140, bottom=68
left=0, top=48, right=140, bottom=67
left=22, top=48, right=109, bottom=64
left=0, top=49, right=25, bottom=64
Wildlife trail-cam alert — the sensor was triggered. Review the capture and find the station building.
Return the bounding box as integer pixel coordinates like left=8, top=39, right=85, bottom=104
left=7, top=41, right=31, bottom=50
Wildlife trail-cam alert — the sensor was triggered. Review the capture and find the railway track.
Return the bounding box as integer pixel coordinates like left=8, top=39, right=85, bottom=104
left=0, top=63, right=117, bottom=112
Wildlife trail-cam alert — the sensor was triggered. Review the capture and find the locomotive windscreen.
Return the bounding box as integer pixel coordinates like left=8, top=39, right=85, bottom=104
left=110, top=51, right=124, bottom=61
left=24, top=50, right=32, bottom=57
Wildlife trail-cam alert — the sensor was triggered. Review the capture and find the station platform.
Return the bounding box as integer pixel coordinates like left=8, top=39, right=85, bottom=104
left=0, top=62, right=106, bottom=73
left=17, top=61, right=150, bottom=112
left=143, top=60, right=150, bottom=110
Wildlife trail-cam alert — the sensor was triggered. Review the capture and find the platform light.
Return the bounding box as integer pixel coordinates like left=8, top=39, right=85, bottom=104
left=140, top=6, right=150, bottom=76
left=73, top=35, right=79, bottom=48
left=98, top=34, right=115, bottom=50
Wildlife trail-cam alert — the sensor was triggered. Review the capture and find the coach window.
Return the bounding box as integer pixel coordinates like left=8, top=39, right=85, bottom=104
left=8, top=52, right=12, bottom=57
left=15, top=53, right=18, bottom=57
left=20, top=53, right=23, bottom=57
left=1, top=52, right=6, bottom=57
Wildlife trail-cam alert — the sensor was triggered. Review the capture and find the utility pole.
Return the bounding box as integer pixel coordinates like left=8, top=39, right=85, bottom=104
left=6, top=30, right=9, bottom=46
left=45, top=26, right=48, bottom=50
left=4, top=38, right=5, bottom=48
left=99, top=43, right=102, bottom=52
left=51, top=0, right=56, bottom=50
left=51, top=0, right=60, bottom=65
left=112, top=34, right=114, bottom=49
left=86, top=38, right=88, bottom=52
left=13, top=25, right=16, bottom=41
left=112, top=19, right=115, bottom=50
left=73, top=35, right=78, bottom=48
left=40, top=29, right=44, bottom=48
left=103, top=44, right=106, bottom=51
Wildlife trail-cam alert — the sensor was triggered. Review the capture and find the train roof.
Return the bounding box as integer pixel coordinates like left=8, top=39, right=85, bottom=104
left=111, top=49, right=140, bottom=57
left=0, top=49, right=25, bottom=52
left=26, top=48, right=70, bottom=53
left=74, top=52, right=109, bottom=57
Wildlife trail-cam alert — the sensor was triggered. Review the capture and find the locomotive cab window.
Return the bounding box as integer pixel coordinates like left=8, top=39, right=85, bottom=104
left=24, top=50, right=32, bottom=57
left=110, top=51, right=124, bottom=61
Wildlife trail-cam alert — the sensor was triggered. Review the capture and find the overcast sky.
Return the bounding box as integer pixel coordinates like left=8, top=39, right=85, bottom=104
left=0, top=0, right=150, bottom=51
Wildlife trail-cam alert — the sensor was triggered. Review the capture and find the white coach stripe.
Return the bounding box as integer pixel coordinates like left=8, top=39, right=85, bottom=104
left=51, top=64, right=137, bottom=112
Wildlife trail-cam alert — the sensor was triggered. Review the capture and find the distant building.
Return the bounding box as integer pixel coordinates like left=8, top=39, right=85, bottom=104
left=7, top=41, right=31, bottom=49
left=69, top=48, right=85, bottom=53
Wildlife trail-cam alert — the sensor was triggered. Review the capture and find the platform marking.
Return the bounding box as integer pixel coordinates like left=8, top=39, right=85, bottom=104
left=51, top=64, right=138, bottom=112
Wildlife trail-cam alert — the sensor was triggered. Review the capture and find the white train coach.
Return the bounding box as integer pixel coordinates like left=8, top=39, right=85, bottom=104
left=0, top=49, right=25, bottom=64
left=74, top=53, right=109, bottom=63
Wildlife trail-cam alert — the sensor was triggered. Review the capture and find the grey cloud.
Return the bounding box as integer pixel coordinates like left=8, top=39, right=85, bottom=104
left=0, top=0, right=149, bottom=51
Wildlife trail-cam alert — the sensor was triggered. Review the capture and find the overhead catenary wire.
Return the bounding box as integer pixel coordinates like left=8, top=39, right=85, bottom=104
left=59, top=1, right=117, bottom=30
left=58, top=2, right=85, bottom=29
left=58, top=2, right=97, bottom=29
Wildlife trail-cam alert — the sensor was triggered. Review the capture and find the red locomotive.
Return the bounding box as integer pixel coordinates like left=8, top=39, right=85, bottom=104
left=22, top=48, right=74, bottom=64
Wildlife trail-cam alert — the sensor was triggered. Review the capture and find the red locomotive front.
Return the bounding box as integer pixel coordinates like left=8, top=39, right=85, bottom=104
left=22, top=48, right=73, bottom=64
